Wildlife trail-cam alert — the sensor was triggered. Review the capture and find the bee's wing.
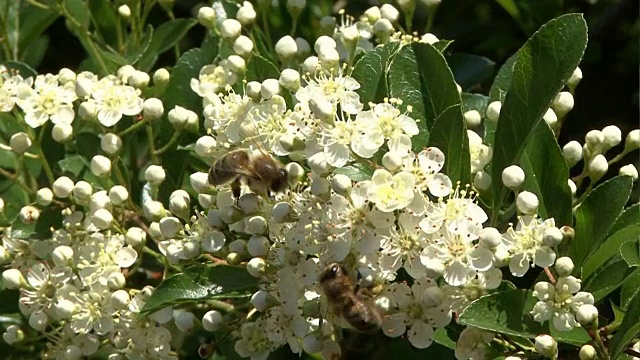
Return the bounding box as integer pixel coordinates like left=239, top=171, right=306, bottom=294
left=213, top=159, right=256, bottom=178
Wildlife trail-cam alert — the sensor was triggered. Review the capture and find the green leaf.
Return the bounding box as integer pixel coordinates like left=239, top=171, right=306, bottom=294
left=610, top=289, right=640, bottom=359
left=164, top=45, right=218, bottom=116
left=20, top=36, right=48, bottom=69
left=490, top=14, right=587, bottom=222
left=11, top=207, right=63, bottom=240
left=609, top=203, right=640, bottom=237
left=140, top=265, right=258, bottom=315
left=621, top=239, right=640, bottom=267
left=246, top=54, right=280, bottom=82
left=18, top=4, right=58, bottom=49
left=582, top=224, right=640, bottom=279
left=0, top=180, right=29, bottom=225
left=489, top=53, right=518, bottom=103
left=58, top=154, right=88, bottom=178
left=76, top=132, right=102, bottom=159
left=583, top=254, right=637, bottom=302
left=519, top=123, right=572, bottom=225
left=429, top=105, right=470, bottom=184
left=570, top=176, right=633, bottom=269
left=333, top=163, right=373, bottom=181
left=621, top=268, right=640, bottom=310
left=458, top=290, right=547, bottom=339
left=125, top=25, right=153, bottom=65
left=351, top=42, right=400, bottom=106
left=388, top=46, right=428, bottom=141
left=63, top=0, right=91, bottom=28
left=88, top=0, right=118, bottom=46
left=2, top=60, right=37, bottom=78
left=384, top=336, right=455, bottom=358
left=137, top=19, right=197, bottom=71
left=448, top=53, right=495, bottom=90
left=432, top=40, right=454, bottom=53
left=461, top=93, right=489, bottom=114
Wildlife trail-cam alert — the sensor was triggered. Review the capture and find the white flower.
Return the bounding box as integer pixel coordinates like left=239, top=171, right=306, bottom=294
left=191, top=64, right=237, bottom=98
left=404, top=147, right=453, bottom=198
left=419, top=185, right=487, bottom=234
left=355, top=102, right=419, bottom=152
left=295, top=71, right=362, bottom=115
left=421, top=218, right=493, bottom=286
left=502, top=216, right=557, bottom=277
left=88, top=77, right=143, bottom=126
left=381, top=279, right=452, bottom=348
left=367, top=169, right=415, bottom=212
left=455, top=327, right=495, bottom=360
left=468, top=130, right=492, bottom=174
left=17, top=74, right=77, bottom=128
left=379, top=211, right=430, bottom=279
left=234, top=320, right=276, bottom=360
left=441, top=268, right=503, bottom=313
left=531, top=276, right=594, bottom=332
left=0, top=72, right=31, bottom=112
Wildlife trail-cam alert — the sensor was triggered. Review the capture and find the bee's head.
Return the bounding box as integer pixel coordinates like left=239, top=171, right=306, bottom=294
left=270, top=168, right=289, bottom=192
left=318, top=263, right=345, bottom=283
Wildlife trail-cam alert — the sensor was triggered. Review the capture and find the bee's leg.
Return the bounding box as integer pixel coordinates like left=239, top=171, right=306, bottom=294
left=231, top=178, right=242, bottom=200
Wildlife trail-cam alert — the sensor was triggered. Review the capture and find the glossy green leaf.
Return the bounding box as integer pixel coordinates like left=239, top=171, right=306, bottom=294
left=384, top=336, right=455, bottom=358
left=621, top=239, right=640, bottom=267
left=333, top=163, right=373, bottom=181
left=582, top=224, right=640, bottom=279
left=11, top=207, right=62, bottom=240
left=461, top=93, right=489, bottom=114
left=18, top=3, right=58, bottom=49
left=429, top=105, right=470, bottom=184
left=20, top=36, right=48, bottom=69
left=489, top=53, right=518, bottom=103
left=432, top=40, right=454, bottom=53
left=88, top=0, right=118, bottom=45
left=76, top=132, right=102, bottom=160
left=246, top=54, right=280, bottom=82
left=164, top=45, right=218, bottom=116
left=448, top=53, right=495, bottom=90
left=0, top=180, right=29, bottom=225
left=137, top=19, right=197, bottom=71
left=140, top=265, right=258, bottom=315
left=2, top=60, right=37, bottom=78
left=1, top=0, right=19, bottom=59
left=63, top=0, right=91, bottom=28
left=621, top=268, right=640, bottom=310
left=609, top=203, right=640, bottom=237
left=570, top=176, right=633, bottom=269
left=388, top=46, right=428, bottom=141
left=519, top=123, right=572, bottom=225
left=490, top=14, right=587, bottom=223
left=610, top=289, right=640, bottom=359
left=351, top=42, right=400, bottom=106
left=58, top=154, right=89, bottom=178
left=583, top=254, right=637, bottom=302
left=125, top=25, right=153, bottom=65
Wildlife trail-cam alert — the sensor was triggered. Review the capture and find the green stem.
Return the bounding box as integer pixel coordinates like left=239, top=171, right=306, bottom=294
left=608, top=149, right=630, bottom=165
left=24, top=0, right=49, bottom=9
left=117, top=118, right=147, bottom=137
left=260, top=10, right=274, bottom=53
left=153, top=130, right=181, bottom=156
left=590, top=321, right=610, bottom=360
left=290, top=16, right=298, bottom=37
left=146, top=123, right=158, bottom=163
left=206, top=299, right=235, bottom=313
left=143, top=246, right=181, bottom=273
left=0, top=168, right=35, bottom=194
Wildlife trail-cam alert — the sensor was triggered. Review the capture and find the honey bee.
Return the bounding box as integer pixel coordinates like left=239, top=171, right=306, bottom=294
left=318, top=263, right=382, bottom=334
left=208, top=148, right=289, bottom=199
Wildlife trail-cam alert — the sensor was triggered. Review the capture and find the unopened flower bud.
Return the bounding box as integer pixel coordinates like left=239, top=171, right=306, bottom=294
left=576, top=304, right=598, bottom=326
left=568, top=179, right=577, bottom=196
left=624, top=129, right=640, bottom=152
left=29, top=311, right=49, bottom=331
left=302, top=56, right=319, bottom=76
left=311, top=176, right=331, bottom=199
left=380, top=4, right=399, bottom=22
left=77, top=101, right=97, bottom=120
left=247, top=257, right=267, bottom=277
left=364, top=6, right=381, bottom=22
left=561, top=226, right=575, bottom=242
left=314, top=36, right=336, bottom=54
left=126, top=227, right=146, bottom=246
left=473, top=171, right=492, bottom=191
left=373, top=19, right=394, bottom=41
left=2, top=269, right=25, bottom=289
left=10, top=132, right=31, bottom=154
left=309, top=98, right=334, bottom=120
left=554, top=257, right=574, bottom=276
left=109, top=185, right=129, bottom=205
left=601, top=125, right=621, bottom=150
left=286, top=0, right=306, bottom=18
left=233, top=35, right=254, bottom=57
left=19, top=205, right=39, bottom=223
left=420, top=33, right=439, bottom=44
left=145, top=165, right=166, bottom=186
left=52, top=176, right=74, bottom=198
left=101, top=133, right=122, bottom=154
left=543, top=108, right=558, bottom=127
left=202, top=310, right=223, bottom=332
left=279, top=68, right=301, bottom=91
left=579, top=344, right=596, bottom=360
left=272, top=202, right=292, bottom=223
left=107, top=271, right=126, bottom=289
left=90, top=155, right=111, bottom=177
left=129, top=71, right=150, bottom=89
left=90, top=190, right=111, bottom=211
left=479, top=227, right=502, bottom=248
left=587, top=154, right=608, bottom=182
left=275, top=36, right=298, bottom=63
left=543, top=227, right=563, bottom=247
left=159, top=217, right=181, bottom=238
left=567, top=67, right=582, bottom=90
left=143, top=201, right=166, bottom=221
left=318, top=46, right=339, bottom=69
left=226, top=252, right=241, bottom=265
left=237, top=193, right=259, bottom=214
left=319, top=16, right=336, bottom=35
left=534, top=334, right=557, bottom=358
left=260, top=78, right=280, bottom=100
left=73, top=180, right=93, bottom=201
left=246, top=215, right=267, bottom=235
left=331, top=174, right=352, bottom=196
left=552, top=91, right=574, bottom=117
left=502, top=165, right=525, bottom=189
left=143, top=98, right=164, bottom=120
left=486, top=101, right=501, bottom=123
left=118, top=5, right=131, bottom=18
left=226, top=55, right=246, bottom=74
left=516, top=191, right=539, bottom=215
left=52, top=123, right=73, bottom=142
left=464, top=110, right=481, bottom=128
left=197, top=7, right=216, bottom=29
left=562, top=141, right=583, bottom=167
left=219, top=19, right=241, bottom=40
left=340, top=25, right=360, bottom=51
left=248, top=235, right=269, bottom=257
left=191, top=172, right=209, bottom=193
left=36, top=187, right=53, bottom=206
left=308, top=153, right=332, bottom=175
left=295, top=37, right=311, bottom=58
left=92, top=208, right=113, bottom=230
left=2, top=325, right=24, bottom=345
left=620, top=164, right=638, bottom=181
left=382, top=151, right=403, bottom=171
left=153, top=68, right=170, bottom=90
left=175, top=311, right=197, bottom=332
left=236, top=1, right=256, bottom=26
left=110, top=289, right=130, bottom=310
